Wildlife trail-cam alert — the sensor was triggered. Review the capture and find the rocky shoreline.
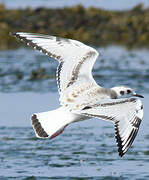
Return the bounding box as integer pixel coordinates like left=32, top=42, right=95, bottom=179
left=0, top=3, right=149, bottom=49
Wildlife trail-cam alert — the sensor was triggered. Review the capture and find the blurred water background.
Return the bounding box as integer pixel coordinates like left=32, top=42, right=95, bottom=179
left=0, top=0, right=149, bottom=179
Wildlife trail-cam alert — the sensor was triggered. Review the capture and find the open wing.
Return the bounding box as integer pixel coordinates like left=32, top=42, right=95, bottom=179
left=79, top=98, right=143, bottom=157
left=12, top=32, right=99, bottom=96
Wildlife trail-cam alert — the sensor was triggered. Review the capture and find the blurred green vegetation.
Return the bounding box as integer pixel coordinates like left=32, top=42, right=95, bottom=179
left=1, top=3, right=149, bottom=49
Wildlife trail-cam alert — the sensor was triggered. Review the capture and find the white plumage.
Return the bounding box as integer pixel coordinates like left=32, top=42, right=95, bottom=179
left=12, top=32, right=144, bottom=157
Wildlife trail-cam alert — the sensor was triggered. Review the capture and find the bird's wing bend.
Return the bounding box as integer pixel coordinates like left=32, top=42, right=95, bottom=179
left=79, top=98, right=143, bottom=157
left=12, top=32, right=99, bottom=96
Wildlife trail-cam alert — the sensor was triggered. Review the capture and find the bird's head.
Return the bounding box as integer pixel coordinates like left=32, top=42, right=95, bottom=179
left=111, top=85, right=144, bottom=99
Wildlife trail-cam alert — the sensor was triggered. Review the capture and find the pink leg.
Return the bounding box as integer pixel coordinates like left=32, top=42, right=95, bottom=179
left=50, top=124, right=68, bottom=139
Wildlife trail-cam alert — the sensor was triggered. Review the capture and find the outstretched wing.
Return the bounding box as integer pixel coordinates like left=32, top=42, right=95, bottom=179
left=79, top=98, right=143, bottom=157
left=11, top=32, right=99, bottom=96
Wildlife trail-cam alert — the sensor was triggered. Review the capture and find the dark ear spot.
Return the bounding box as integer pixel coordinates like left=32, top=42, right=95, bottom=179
left=127, top=89, right=131, bottom=94
left=120, top=91, right=124, bottom=95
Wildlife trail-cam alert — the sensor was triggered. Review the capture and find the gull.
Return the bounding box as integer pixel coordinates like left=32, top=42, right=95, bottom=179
left=11, top=32, right=144, bottom=157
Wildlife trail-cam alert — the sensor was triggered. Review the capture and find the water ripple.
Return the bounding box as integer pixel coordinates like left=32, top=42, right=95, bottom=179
left=0, top=121, right=149, bottom=179
left=0, top=46, right=149, bottom=93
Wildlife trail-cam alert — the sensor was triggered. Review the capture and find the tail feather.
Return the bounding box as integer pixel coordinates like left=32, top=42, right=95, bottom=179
left=31, top=107, right=80, bottom=139
left=31, top=114, right=49, bottom=138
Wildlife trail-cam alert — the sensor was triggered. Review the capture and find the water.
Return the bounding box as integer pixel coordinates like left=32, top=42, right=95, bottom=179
left=0, top=46, right=149, bottom=93
left=0, top=92, right=149, bottom=179
left=0, top=46, right=149, bottom=179
left=0, top=0, right=149, bottom=10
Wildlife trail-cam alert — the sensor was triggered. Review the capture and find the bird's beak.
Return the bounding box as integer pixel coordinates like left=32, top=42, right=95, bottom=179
left=133, top=93, right=144, bottom=98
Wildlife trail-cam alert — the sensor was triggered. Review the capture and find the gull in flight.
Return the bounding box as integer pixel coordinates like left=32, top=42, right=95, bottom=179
left=12, top=32, right=144, bottom=157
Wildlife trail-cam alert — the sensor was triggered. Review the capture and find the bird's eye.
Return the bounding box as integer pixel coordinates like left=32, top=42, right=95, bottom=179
left=127, top=89, right=131, bottom=94
left=120, top=91, right=124, bottom=95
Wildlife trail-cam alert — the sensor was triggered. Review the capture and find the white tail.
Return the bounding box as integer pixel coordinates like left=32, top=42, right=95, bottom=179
left=31, top=107, right=83, bottom=139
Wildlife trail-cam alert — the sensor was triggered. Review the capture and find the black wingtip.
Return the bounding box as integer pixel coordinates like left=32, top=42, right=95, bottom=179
left=119, top=151, right=124, bottom=157
left=114, top=117, right=141, bottom=157
left=115, top=121, right=125, bottom=157
left=9, top=32, right=17, bottom=37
